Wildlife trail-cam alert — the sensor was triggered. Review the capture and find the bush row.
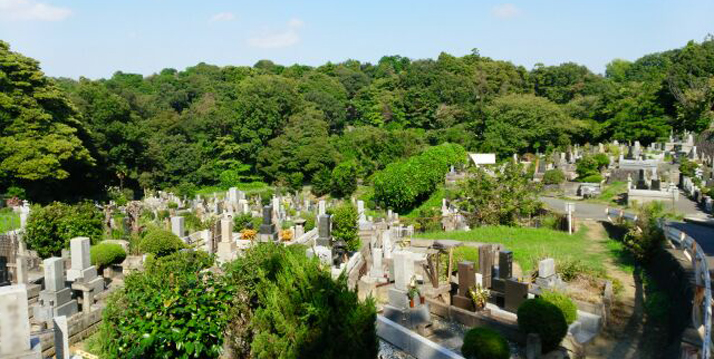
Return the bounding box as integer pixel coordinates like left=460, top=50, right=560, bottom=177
left=373, top=143, right=466, bottom=213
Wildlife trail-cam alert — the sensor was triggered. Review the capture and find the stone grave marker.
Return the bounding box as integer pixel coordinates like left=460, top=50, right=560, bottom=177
left=0, top=285, right=41, bottom=358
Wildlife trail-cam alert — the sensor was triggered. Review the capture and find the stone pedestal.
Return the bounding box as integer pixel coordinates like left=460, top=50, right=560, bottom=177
left=383, top=303, right=431, bottom=331
left=35, top=258, right=77, bottom=322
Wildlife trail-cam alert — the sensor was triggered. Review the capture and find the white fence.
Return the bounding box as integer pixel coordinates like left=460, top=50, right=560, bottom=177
left=606, top=207, right=712, bottom=359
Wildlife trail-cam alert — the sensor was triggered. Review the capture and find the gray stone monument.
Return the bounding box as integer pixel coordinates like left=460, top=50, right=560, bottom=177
left=0, top=285, right=42, bottom=358
left=35, top=257, right=78, bottom=322
left=259, top=205, right=279, bottom=242
left=171, top=216, right=185, bottom=238
left=53, top=316, right=69, bottom=359
left=499, top=250, right=513, bottom=279
left=316, top=214, right=331, bottom=247
left=452, top=261, right=476, bottom=311
left=478, top=245, right=493, bottom=289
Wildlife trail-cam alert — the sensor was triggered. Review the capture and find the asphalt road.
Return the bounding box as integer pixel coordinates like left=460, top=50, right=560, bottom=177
left=541, top=196, right=714, bottom=257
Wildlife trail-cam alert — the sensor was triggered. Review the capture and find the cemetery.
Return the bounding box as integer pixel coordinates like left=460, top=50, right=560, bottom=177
left=2, top=16, right=714, bottom=359
left=2, top=134, right=712, bottom=359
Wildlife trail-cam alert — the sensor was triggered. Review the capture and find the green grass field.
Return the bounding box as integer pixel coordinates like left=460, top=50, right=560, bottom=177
left=0, top=208, right=20, bottom=233
left=416, top=226, right=606, bottom=274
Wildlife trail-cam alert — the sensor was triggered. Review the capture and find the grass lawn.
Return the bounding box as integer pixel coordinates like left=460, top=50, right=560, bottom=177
left=402, top=186, right=445, bottom=218
left=0, top=208, right=20, bottom=233
left=416, top=226, right=607, bottom=274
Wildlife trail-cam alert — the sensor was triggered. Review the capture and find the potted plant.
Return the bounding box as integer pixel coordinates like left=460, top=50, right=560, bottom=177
left=468, top=283, right=490, bottom=311
left=407, top=275, right=420, bottom=308
left=408, top=286, right=419, bottom=308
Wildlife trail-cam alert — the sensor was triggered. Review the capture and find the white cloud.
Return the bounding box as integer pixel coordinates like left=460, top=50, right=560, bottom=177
left=0, top=0, right=72, bottom=21
left=247, top=18, right=304, bottom=49
left=210, top=12, right=235, bottom=22
left=492, top=3, right=521, bottom=19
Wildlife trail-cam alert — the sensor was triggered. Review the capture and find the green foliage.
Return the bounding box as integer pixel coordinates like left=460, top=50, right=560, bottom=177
left=577, top=174, right=603, bottom=183
left=480, top=94, right=575, bottom=157
left=5, top=38, right=714, bottom=202
left=224, top=243, right=378, bottom=358
left=3, top=185, right=26, bottom=200
left=461, top=327, right=510, bottom=359
left=374, top=143, right=466, bottom=213
left=679, top=157, right=699, bottom=178
left=517, top=298, right=568, bottom=353
left=575, top=155, right=600, bottom=179
left=90, top=242, right=127, bottom=270
left=456, top=161, right=542, bottom=226
left=543, top=169, right=566, bottom=185
left=539, top=290, right=578, bottom=325
left=330, top=161, right=359, bottom=198
left=0, top=41, right=96, bottom=201
left=25, top=202, right=104, bottom=258
left=311, top=167, right=332, bottom=197
left=330, top=203, right=360, bottom=251
left=622, top=202, right=666, bottom=263
left=99, top=251, right=230, bottom=358
left=233, top=213, right=254, bottom=231
left=138, top=229, right=186, bottom=256
left=593, top=153, right=610, bottom=169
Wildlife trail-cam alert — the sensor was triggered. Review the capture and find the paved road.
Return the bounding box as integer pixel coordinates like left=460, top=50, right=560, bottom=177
left=541, top=196, right=714, bottom=257
left=540, top=197, right=609, bottom=221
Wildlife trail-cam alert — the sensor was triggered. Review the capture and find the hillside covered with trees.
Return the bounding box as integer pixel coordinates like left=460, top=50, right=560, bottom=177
left=1, top=37, right=713, bottom=202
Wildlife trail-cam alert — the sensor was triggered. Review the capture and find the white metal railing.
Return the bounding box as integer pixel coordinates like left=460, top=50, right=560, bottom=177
left=606, top=207, right=712, bottom=359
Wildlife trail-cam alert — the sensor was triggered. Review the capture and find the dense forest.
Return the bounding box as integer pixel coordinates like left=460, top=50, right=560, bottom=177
left=1, top=36, right=713, bottom=202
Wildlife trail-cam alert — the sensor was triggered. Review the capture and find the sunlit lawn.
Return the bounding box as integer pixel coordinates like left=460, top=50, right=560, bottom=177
left=416, top=225, right=606, bottom=273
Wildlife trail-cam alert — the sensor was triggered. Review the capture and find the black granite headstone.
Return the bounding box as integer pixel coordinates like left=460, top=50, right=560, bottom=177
left=651, top=179, right=661, bottom=191
left=504, top=279, right=529, bottom=312
left=636, top=169, right=648, bottom=189
left=0, top=256, right=9, bottom=286
left=499, top=251, right=513, bottom=279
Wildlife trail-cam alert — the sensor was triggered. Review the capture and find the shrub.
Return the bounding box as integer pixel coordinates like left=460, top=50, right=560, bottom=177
left=679, top=157, right=698, bottom=178
left=543, top=169, right=565, bottom=185
left=461, top=327, right=510, bottom=359
left=99, top=251, right=228, bottom=358
left=517, top=298, right=568, bottom=353
left=139, top=229, right=186, bottom=256
left=622, top=202, right=665, bottom=263
left=540, top=290, right=578, bottom=325
left=91, top=242, right=127, bottom=271
left=374, top=143, right=466, bottom=213
left=593, top=153, right=610, bottom=169
left=225, top=243, right=378, bottom=358
left=25, top=202, right=104, bottom=258
left=330, top=161, right=359, bottom=198
left=330, top=203, right=360, bottom=251
left=233, top=213, right=254, bottom=231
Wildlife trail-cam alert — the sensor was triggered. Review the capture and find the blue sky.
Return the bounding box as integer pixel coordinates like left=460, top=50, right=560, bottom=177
left=1, top=0, right=713, bottom=79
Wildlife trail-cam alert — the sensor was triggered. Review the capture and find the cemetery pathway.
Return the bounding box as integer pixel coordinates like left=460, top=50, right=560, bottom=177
left=582, top=221, right=667, bottom=359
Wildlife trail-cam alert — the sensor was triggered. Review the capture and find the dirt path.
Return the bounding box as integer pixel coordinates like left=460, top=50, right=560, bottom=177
left=580, top=221, right=667, bottom=359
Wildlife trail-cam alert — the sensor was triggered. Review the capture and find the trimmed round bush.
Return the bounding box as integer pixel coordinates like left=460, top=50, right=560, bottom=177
left=517, top=298, right=568, bottom=353
left=139, top=229, right=187, bottom=256
left=461, top=327, right=510, bottom=359
left=90, top=242, right=126, bottom=270
left=543, top=169, right=565, bottom=185
left=540, top=290, right=578, bottom=325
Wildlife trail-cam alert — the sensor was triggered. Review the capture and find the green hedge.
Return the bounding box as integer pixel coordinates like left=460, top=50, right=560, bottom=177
left=539, top=290, right=577, bottom=325
left=373, top=143, right=466, bottom=213
left=517, top=298, right=568, bottom=353
left=139, top=229, right=187, bottom=256
left=91, top=242, right=127, bottom=270
left=461, top=327, right=510, bottom=359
